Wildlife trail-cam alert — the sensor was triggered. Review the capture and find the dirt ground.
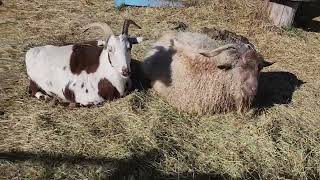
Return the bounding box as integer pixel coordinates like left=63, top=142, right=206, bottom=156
left=0, top=0, right=320, bottom=179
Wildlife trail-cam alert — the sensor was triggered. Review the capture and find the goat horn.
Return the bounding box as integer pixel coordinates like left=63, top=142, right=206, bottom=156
left=83, top=22, right=114, bottom=40
left=199, top=44, right=236, bottom=57
left=122, top=19, right=141, bottom=35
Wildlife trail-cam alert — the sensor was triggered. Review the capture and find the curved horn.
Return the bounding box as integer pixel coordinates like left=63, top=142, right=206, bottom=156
left=83, top=22, right=114, bottom=40
left=199, top=44, right=238, bottom=70
left=122, top=19, right=141, bottom=35
left=199, top=44, right=237, bottom=58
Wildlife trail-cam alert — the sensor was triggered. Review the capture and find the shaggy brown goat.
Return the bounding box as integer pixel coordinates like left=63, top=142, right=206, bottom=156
left=142, top=30, right=273, bottom=115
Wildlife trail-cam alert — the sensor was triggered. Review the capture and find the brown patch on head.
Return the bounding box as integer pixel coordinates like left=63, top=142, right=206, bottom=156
left=81, top=83, right=84, bottom=88
left=98, top=78, right=120, bottom=100
left=69, top=44, right=103, bottom=75
left=238, top=49, right=260, bottom=70
left=242, top=49, right=257, bottom=60
left=63, top=83, right=76, bottom=102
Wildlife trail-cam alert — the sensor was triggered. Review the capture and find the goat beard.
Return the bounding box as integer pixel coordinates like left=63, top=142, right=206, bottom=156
left=235, top=94, right=254, bottom=113
left=218, top=80, right=255, bottom=113
left=233, top=87, right=255, bottom=113
left=208, top=89, right=254, bottom=114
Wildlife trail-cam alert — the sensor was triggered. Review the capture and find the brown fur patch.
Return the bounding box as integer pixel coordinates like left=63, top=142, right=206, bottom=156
left=69, top=44, right=103, bottom=75
left=28, top=80, right=46, bottom=96
left=28, top=80, right=40, bottom=96
left=63, top=83, right=76, bottom=102
left=98, top=78, right=120, bottom=100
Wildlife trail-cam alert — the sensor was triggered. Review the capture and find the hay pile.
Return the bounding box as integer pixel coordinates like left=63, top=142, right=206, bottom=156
left=1, top=0, right=320, bottom=179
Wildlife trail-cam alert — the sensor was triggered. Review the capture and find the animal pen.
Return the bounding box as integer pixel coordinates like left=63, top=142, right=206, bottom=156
left=0, top=0, right=320, bottom=179
left=264, top=0, right=318, bottom=27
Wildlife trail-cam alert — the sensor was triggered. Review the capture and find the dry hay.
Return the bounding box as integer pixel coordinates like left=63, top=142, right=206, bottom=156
left=0, top=0, right=320, bottom=179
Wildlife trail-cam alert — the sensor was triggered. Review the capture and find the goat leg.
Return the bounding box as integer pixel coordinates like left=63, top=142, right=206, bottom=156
left=68, top=102, right=77, bottom=109
left=49, top=96, right=59, bottom=107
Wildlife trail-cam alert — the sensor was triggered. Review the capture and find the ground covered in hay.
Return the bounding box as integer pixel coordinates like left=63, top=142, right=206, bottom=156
left=1, top=0, right=320, bottom=179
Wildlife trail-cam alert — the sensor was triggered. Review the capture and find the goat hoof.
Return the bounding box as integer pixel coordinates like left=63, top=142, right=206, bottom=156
left=68, top=103, right=77, bottom=109
left=44, top=95, right=51, bottom=102
left=35, top=92, right=47, bottom=100
left=49, top=97, right=58, bottom=107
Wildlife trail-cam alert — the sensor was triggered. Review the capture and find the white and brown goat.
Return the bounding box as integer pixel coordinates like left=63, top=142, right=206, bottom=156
left=25, top=19, right=142, bottom=106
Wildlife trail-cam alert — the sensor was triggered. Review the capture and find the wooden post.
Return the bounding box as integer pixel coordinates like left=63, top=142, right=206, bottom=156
left=265, top=0, right=301, bottom=28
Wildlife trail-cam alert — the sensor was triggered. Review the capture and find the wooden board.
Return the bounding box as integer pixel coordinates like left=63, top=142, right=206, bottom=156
left=265, top=0, right=301, bottom=27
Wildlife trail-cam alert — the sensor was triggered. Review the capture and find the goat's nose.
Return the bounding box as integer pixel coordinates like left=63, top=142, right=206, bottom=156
left=121, top=67, right=130, bottom=77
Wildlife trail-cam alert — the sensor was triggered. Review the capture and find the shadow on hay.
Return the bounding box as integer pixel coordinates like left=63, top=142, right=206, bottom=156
left=130, top=59, right=151, bottom=91
left=2, top=150, right=314, bottom=179
left=129, top=45, right=176, bottom=92
left=0, top=150, right=232, bottom=180
left=294, top=2, right=320, bottom=32
left=254, top=71, right=304, bottom=109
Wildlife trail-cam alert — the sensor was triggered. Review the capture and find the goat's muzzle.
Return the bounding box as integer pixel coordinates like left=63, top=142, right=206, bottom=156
left=121, top=67, right=130, bottom=77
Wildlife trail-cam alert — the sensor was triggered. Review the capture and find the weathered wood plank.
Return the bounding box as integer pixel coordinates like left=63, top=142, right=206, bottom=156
left=265, top=0, right=300, bottom=27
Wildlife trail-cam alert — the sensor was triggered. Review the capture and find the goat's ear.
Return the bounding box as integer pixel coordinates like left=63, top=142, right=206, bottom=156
left=128, top=37, right=143, bottom=44
left=261, top=60, right=274, bottom=68
left=258, top=60, right=274, bottom=71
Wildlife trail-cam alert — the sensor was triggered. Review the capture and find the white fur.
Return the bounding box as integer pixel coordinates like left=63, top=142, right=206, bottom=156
left=136, top=37, right=143, bottom=43
left=34, top=92, right=48, bottom=100
left=25, top=43, right=128, bottom=105
left=97, top=40, right=106, bottom=46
